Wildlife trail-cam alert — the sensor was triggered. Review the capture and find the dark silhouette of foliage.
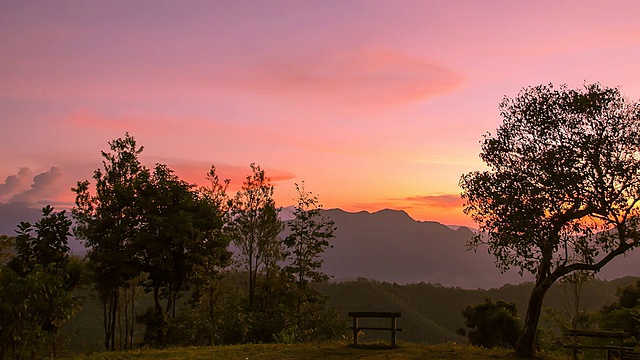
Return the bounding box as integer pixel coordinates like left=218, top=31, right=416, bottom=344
left=462, top=298, right=522, bottom=348
left=283, top=182, right=336, bottom=339
left=135, top=163, right=229, bottom=347
left=461, top=83, right=640, bottom=357
left=72, top=133, right=146, bottom=351
left=599, top=279, right=640, bottom=341
left=1, top=206, right=81, bottom=359
left=227, top=163, right=284, bottom=312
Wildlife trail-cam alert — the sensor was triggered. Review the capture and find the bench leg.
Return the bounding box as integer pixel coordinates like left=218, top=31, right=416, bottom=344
left=391, top=317, right=397, bottom=347
left=353, top=317, right=358, bottom=346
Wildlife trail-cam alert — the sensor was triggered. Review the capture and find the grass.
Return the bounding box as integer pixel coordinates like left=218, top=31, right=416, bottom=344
left=65, top=341, right=568, bottom=360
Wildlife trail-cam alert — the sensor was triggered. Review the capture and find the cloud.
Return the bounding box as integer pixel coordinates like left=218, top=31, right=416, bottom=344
left=222, top=48, right=462, bottom=107
left=148, top=158, right=296, bottom=191
left=9, top=167, right=65, bottom=205
left=0, top=167, right=33, bottom=200
left=401, top=194, right=464, bottom=209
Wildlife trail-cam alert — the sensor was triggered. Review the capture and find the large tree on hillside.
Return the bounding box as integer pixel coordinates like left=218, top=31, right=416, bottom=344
left=460, top=83, right=640, bottom=357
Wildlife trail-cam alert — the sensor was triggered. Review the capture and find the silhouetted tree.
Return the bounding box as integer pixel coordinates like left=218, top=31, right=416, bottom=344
left=460, top=83, right=640, bottom=357
left=2, top=206, right=81, bottom=359
left=284, top=182, right=335, bottom=333
left=599, top=279, right=640, bottom=340
left=462, top=298, right=522, bottom=348
left=227, top=163, right=284, bottom=312
left=72, top=133, right=147, bottom=351
left=135, top=164, right=229, bottom=346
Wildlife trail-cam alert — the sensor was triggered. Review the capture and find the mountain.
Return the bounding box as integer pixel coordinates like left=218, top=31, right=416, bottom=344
left=318, top=208, right=640, bottom=289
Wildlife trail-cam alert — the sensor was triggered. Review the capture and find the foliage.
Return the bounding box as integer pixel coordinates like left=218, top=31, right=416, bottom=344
left=1, top=206, right=81, bottom=359
left=599, top=279, right=640, bottom=341
left=72, top=133, right=147, bottom=351
left=460, top=83, right=640, bottom=357
left=462, top=298, right=522, bottom=348
left=227, top=163, right=284, bottom=312
left=282, top=182, right=337, bottom=340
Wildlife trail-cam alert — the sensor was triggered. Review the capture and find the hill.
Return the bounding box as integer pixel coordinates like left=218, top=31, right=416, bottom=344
left=319, top=208, right=640, bottom=288
left=319, top=208, right=525, bottom=288
left=317, top=277, right=637, bottom=344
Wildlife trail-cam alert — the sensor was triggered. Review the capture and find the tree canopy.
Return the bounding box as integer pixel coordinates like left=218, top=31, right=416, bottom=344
left=460, top=83, right=640, bottom=357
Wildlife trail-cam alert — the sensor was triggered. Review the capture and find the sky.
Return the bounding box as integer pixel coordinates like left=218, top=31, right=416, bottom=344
left=2, top=1, right=640, bottom=228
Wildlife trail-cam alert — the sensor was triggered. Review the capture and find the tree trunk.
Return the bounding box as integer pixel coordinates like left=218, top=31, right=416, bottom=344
left=515, top=281, right=551, bottom=357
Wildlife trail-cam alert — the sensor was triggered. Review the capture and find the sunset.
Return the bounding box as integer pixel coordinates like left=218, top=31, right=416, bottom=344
left=4, top=1, right=640, bottom=227
left=4, top=2, right=640, bottom=358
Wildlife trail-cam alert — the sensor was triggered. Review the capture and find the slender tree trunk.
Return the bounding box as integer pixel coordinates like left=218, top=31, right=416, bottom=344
left=129, top=287, right=135, bottom=350
left=515, top=280, right=552, bottom=357
left=110, top=289, right=118, bottom=351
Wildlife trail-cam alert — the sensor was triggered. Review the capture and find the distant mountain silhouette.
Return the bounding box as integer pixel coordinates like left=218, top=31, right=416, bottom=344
left=318, top=208, right=640, bottom=288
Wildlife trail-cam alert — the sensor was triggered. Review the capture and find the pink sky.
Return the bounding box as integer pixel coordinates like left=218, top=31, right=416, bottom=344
left=2, top=1, right=640, bottom=227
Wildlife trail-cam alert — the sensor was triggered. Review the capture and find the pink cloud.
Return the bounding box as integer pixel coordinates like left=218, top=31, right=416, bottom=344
left=0, top=167, right=33, bottom=201
left=155, top=159, right=296, bottom=192
left=8, top=167, right=67, bottom=205
left=401, top=194, right=464, bottom=209
left=215, top=48, right=462, bottom=107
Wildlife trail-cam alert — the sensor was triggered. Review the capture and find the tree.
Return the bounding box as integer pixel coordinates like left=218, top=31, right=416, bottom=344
left=462, top=298, right=522, bottom=348
left=2, top=206, right=81, bottom=359
left=189, top=166, right=232, bottom=325
left=72, top=133, right=147, bottom=351
left=599, top=279, right=640, bottom=340
left=460, top=83, right=640, bottom=357
left=283, top=182, right=335, bottom=333
left=135, top=163, right=229, bottom=346
left=227, top=163, right=284, bottom=312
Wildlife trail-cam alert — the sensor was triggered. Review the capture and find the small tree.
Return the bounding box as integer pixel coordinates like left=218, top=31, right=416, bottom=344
left=2, top=206, right=81, bottom=358
left=462, top=298, right=522, bottom=349
left=460, top=83, right=640, bottom=357
left=599, top=280, right=640, bottom=340
left=283, top=182, right=335, bottom=333
left=227, top=163, right=284, bottom=312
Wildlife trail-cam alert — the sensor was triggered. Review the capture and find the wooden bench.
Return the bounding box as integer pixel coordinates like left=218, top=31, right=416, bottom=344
left=564, top=329, right=634, bottom=360
left=348, top=311, right=403, bottom=347
left=605, top=346, right=640, bottom=360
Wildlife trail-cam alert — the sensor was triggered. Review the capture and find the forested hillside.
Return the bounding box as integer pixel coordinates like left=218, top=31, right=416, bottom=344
left=60, top=276, right=637, bottom=352
left=316, top=277, right=636, bottom=344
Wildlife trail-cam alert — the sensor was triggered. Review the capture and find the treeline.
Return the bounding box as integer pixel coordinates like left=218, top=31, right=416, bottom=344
left=318, top=276, right=638, bottom=346
left=0, top=134, right=342, bottom=359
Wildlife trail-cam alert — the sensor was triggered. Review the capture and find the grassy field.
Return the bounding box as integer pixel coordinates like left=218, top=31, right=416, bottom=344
left=66, top=342, right=567, bottom=360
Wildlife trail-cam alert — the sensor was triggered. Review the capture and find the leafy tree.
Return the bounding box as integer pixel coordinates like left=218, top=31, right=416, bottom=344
left=599, top=279, right=640, bottom=340
left=460, top=83, right=640, bottom=357
left=0, top=235, right=14, bottom=264
left=72, top=133, right=147, bottom=351
left=1, top=206, right=81, bottom=359
left=188, top=166, right=233, bottom=329
left=462, top=298, right=522, bottom=348
left=283, top=182, right=335, bottom=334
left=227, top=163, right=284, bottom=312
left=135, top=164, right=229, bottom=346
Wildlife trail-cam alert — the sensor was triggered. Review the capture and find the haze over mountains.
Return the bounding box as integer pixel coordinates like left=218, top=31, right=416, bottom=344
left=318, top=208, right=525, bottom=289
left=318, top=208, right=640, bottom=289
left=3, top=205, right=640, bottom=289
